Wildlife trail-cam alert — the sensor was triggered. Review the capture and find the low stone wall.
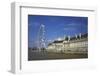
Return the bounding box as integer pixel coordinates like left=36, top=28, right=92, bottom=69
left=46, top=47, right=88, bottom=54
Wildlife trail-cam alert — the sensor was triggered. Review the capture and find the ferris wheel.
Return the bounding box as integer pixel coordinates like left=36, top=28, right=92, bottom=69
left=37, top=24, right=46, bottom=52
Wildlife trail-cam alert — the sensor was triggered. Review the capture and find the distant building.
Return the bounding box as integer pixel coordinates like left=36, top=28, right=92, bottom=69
left=47, top=33, right=88, bottom=53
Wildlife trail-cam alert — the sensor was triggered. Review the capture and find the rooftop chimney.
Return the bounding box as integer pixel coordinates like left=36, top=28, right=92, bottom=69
left=79, top=33, right=81, bottom=39
left=75, top=34, right=77, bottom=39
left=68, top=36, right=70, bottom=41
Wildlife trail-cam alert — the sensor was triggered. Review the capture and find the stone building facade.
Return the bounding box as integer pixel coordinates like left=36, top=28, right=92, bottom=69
left=47, top=33, right=88, bottom=53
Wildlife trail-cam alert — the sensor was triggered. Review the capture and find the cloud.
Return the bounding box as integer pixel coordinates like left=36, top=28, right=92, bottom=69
left=28, top=22, right=40, bottom=27
left=66, top=23, right=81, bottom=27
left=63, top=28, right=77, bottom=32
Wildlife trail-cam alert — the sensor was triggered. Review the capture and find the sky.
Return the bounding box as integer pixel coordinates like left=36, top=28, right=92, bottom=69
left=28, top=15, right=88, bottom=48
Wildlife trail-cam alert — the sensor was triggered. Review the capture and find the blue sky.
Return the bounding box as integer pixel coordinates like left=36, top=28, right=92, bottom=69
left=28, top=15, right=88, bottom=48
